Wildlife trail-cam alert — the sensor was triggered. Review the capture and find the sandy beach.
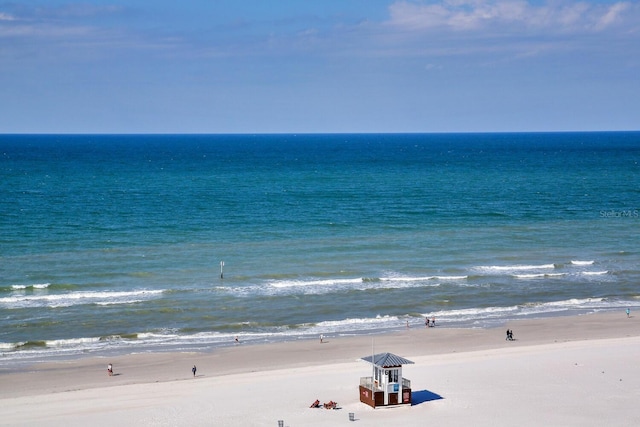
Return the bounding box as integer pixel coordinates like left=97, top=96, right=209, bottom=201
left=2, top=311, right=639, bottom=426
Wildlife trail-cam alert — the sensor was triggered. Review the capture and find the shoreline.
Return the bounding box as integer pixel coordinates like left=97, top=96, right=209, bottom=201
left=0, top=306, right=625, bottom=369
left=0, top=312, right=640, bottom=399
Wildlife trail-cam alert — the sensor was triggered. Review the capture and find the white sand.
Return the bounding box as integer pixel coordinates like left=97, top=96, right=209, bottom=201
left=2, top=312, right=640, bottom=426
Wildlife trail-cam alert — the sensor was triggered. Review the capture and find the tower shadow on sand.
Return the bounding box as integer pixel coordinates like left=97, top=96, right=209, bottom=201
left=411, top=389, right=444, bottom=405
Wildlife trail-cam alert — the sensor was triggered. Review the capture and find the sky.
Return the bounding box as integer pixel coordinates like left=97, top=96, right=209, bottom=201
left=1, top=0, right=639, bottom=134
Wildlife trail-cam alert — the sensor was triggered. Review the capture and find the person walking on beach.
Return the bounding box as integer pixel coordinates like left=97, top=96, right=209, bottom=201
left=192, top=365, right=197, bottom=377
left=107, top=363, right=113, bottom=376
left=627, top=308, right=631, bottom=318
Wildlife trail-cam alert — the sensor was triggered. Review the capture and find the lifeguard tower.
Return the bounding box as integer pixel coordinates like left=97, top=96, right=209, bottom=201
left=359, top=352, right=413, bottom=408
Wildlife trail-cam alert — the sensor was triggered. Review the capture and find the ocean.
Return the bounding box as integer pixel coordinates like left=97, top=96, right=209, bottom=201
left=1, top=132, right=639, bottom=366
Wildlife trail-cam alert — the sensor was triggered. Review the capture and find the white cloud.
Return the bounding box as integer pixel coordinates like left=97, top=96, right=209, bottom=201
left=0, top=12, right=16, bottom=21
left=0, top=4, right=175, bottom=59
left=595, top=2, right=629, bottom=30
left=387, top=0, right=635, bottom=33
left=0, top=22, right=94, bottom=39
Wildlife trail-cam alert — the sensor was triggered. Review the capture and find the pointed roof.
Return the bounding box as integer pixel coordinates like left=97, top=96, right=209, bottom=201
left=361, top=352, right=414, bottom=367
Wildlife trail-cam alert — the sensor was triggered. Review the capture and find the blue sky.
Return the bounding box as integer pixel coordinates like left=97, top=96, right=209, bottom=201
left=1, top=0, right=638, bottom=133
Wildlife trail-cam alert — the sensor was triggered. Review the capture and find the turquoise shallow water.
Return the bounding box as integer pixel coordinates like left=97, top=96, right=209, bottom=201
left=1, top=133, right=639, bottom=363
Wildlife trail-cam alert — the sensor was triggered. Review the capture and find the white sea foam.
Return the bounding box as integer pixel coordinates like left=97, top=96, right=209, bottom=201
left=270, top=275, right=467, bottom=290
left=263, top=275, right=452, bottom=296
left=518, top=298, right=622, bottom=317
left=46, top=337, right=101, bottom=348
left=571, top=260, right=595, bottom=266
left=428, top=305, right=520, bottom=320
left=541, top=298, right=607, bottom=308
left=0, top=342, right=17, bottom=351
left=138, top=331, right=180, bottom=340
left=513, top=273, right=566, bottom=279
left=476, top=264, right=555, bottom=272
left=381, top=276, right=430, bottom=282
left=95, top=299, right=145, bottom=306
left=385, top=276, right=467, bottom=282
left=10, top=283, right=50, bottom=290
left=421, top=297, right=639, bottom=327
left=315, top=315, right=398, bottom=328
left=0, top=289, right=164, bottom=309
left=303, top=315, right=405, bottom=337
left=269, top=278, right=362, bottom=288
left=582, top=271, right=608, bottom=276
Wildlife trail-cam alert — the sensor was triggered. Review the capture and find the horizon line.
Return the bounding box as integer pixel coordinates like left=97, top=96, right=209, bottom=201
left=1, top=130, right=639, bottom=137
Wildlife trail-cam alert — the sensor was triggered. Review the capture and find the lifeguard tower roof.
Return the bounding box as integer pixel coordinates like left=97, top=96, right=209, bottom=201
left=361, top=352, right=414, bottom=368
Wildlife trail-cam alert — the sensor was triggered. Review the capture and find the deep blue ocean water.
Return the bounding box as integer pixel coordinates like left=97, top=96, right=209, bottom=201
left=1, top=133, right=639, bottom=365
